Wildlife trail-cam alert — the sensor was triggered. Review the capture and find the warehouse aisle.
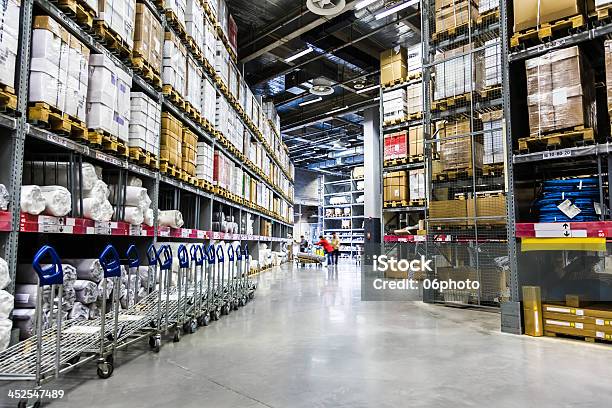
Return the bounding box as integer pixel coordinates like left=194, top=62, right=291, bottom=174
left=47, top=263, right=612, bottom=408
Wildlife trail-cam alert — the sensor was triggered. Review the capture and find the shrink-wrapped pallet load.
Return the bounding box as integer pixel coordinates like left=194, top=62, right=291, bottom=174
left=186, top=55, right=202, bottom=113
left=182, top=128, right=198, bottom=177
left=129, top=92, right=161, bottom=157
left=0, top=0, right=20, bottom=90
left=161, top=112, right=183, bottom=170
left=434, top=44, right=483, bottom=100
left=163, top=30, right=187, bottom=98
left=186, top=0, right=205, bottom=53
left=134, top=3, right=163, bottom=75
left=97, top=0, right=136, bottom=49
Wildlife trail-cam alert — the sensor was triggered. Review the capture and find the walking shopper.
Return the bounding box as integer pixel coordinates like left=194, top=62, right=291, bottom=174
left=315, top=235, right=334, bottom=265
left=299, top=235, right=309, bottom=253
left=331, top=232, right=340, bottom=265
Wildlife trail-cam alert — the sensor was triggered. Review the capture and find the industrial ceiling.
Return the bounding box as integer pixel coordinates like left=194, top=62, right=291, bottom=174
left=227, top=0, right=422, bottom=170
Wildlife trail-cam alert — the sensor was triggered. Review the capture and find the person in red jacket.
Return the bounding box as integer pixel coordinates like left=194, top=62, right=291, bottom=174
left=315, top=235, right=334, bottom=265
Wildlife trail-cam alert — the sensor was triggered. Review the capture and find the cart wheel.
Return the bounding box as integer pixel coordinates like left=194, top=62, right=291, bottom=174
left=97, top=361, right=114, bottom=379
left=173, top=330, right=181, bottom=342
left=191, top=319, right=198, bottom=333
left=248, top=292, right=255, bottom=299
left=238, top=298, right=245, bottom=307
left=233, top=300, right=239, bottom=310
left=200, top=314, right=210, bottom=326
left=68, top=355, right=80, bottom=365
left=221, top=304, right=230, bottom=315
left=212, top=309, right=221, bottom=321
left=149, top=336, right=161, bottom=352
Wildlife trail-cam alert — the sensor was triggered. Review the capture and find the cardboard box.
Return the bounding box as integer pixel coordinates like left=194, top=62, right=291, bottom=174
left=526, top=46, right=595, bottom=136
left=523, top=286, right=543, bottom=336
left=384, top=171, right=408, bottom=202
left=429, top=199, right=468, bottom=223
left=384, top=131, right=408, bottom=161
left=566, top=294, right=581, bottom=308
left=481, top=110, right=504, bottom=165
left=380, top=46, right=407, bottom=85
left=467, top=195, right=507, bottom=224
left=434, top=44, right=483, bottom=101
left=435, top=0, right=479, bottom=34
left=514, top=0, right=594, bottom=33
left=409, top=169, right=425, bottom=201
left=408, top=125, right=424, bottom=157
left=134, top=3, right=163, bottom=74
left=163, top=30, right=187, bottom=97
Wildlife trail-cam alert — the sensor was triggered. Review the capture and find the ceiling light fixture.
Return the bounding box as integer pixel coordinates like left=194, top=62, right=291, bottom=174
left=357, top=84, right=380, bottom=94
left=299, top=97, right=323, bottom=107
left=375, top=0, right=418, bottom=20
left=355, top=0, right=377, bottom=10
left=329, top=106, right=349, bottom=115
left=285, top=47, right=314, bottom=63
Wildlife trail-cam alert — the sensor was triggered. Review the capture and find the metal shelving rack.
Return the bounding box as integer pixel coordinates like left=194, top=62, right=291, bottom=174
left=321, top=175, right=365, bottom=259
left=419, top=0, right=509, bottom=307
left=501, top=0, right=612, bottom=330
left=0, top=0, right=295, bottom=295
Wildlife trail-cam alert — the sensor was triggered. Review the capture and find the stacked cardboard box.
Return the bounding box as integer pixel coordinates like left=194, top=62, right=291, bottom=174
left=384, top=131, right=408, bottom=161
left=408, top=125, right=424, bottom=158
left=467, top=194, right=507, bottom=224
left=98, top=0, right=136, bottom=49
left=438, top=119, right=484, bottom=171
left=29, top=16, right=90, bottom=122
left=213, top=150, right=231, bottom=189
left=159, top=0, right=186, bottom=31
left=232, top=167, right=243, bottom=198
left=196, top=142, right=213, bottom=182
left=216, top=95, right=230, bottom=136
left=383, top=89, right=407, bottom=123
left=181, top=128, right=197, bottom=177
left=161, top=112, right=183, bottom=169
left=479, top=0, right=499, bottom=13
left=201, top=77, right=216, bottom=125
left=215, top=41, right=230, bottom=86
left=543, top=301, right=612, bottom=340
left=134, top=3, right=163, bottom=75
left=384, top=171, right=408, bottom=202
left=406, top=83, right=422, bottom=116
left=129, top=92, right=161, bottom=155
left=229, top=63, right=240, bottom=101
left=380, top=46, right=407, bottom=85
left=217, top=0, right=229, bottom=38
left=429, top=199, right=468, bottom=223
left=434, top=44, right=483, bottom=100
left=163, top=30, right=187, bottom=97
left=435, top=0, right=479, bottom=35
left=87, top=54, right=132, bottom=142
left=243, top=173, right=251, bottom=203
left=0, top=0, right=20, bottom=89
left=484, top=38, right=502, bottom=88
left=185, top=0, right=205, bottom=53
left=260, top=220, right=272, bottom=237
left=407, top=44, right=422, bottom=77
left=203, top=18, right=216, bottom=66
left=481, top=110, right=504, bottom=165
left=409, top=169, right=426, bottom=201
left=513, top=0, right=592, bottom=32
left=526, top=46, right=595, bottom=136
left=186, top=55, right=202, bottom=112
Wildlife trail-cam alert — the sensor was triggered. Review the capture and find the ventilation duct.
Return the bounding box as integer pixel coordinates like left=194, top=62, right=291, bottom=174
left=306, top=0, right=347, bottom=16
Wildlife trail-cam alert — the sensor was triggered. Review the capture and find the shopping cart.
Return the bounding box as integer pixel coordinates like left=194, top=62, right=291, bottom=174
left=244, top=244, right=257, bottom=300
left=295, top=251, right=326, bottom=268
left=177, top=244, right=198, bottom=335
left=226, top=244, right=239, bottom=311
left=190, top=244, right=210, bottom=327
left=206, top=244, right=221, bottom=321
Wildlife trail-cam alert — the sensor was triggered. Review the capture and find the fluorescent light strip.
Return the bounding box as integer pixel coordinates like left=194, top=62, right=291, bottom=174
left=329, top=106, right=349, bottom=114
left=356, top=85, right=380, bottom=94
left=375, top=0, right=418, bottom=20
left=299, top=97, right=323, bottom=107
left=285, top=47, right=313, bottom=63
left=355, top=0, right=377, bottom=10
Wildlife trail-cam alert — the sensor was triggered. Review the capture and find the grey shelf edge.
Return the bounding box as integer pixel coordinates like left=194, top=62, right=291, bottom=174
left=383, top=206, right=427, bottom=213
left=0, top=113, right=18, bottom=130
left=513, top=143, right=611, bottom=164
left=383, top=161, right=425, bottom=172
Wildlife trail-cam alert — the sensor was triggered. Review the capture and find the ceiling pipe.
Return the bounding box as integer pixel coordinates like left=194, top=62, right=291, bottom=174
left=239, top=7, right=310, bottom=51
left=282, top=99, right=379, bottom=132
left=253, top=10, right=418, bottom=86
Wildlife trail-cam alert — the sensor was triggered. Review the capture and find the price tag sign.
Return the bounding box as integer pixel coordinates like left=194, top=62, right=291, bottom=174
left=181, top=229, right=192, bottom=238
left=543, top=150, right=571, bottom=160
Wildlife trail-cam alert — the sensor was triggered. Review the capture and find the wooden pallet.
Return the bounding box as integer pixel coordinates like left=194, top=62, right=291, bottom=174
left=131, top=56, right=162, bottom=89
left=383, top=112, right=423, bottom=127
left=477, top=8, right=500, bottom=26
left=510, top=14, right=586, bottom=49
left=184, top=102, right=202, bottom=123
left=89, top=130, right=129, bottom=157
left=594, top=4, right=612, bottom=21
left=517, top=127, right=595, bottom=153
left=28, top=103, right=88, bottom=140
left=164, top=9, right=187, bottom=39
left=434, top=167, right=480, bottom=181
left=93, top=20, right=131, bottom=58
left=54, top=0, right=95, bottom=28
left=160, top=161, right=180, bottom=178
left=129, top=147, right=159, bottom=169
left=185, top=35, right=204, bottom=63
left=483, top=163, right=505, bottom=176
left=432, top=93, right=472, bottom=112
left=202, top=0, right=217, bottom=24
left=0, top=84, right=17, bottom=113
left=198, top=179, right=215, bottom=192
left=432, top=19, right=475, bottom=42
left=162, top=85, right=186, bottom=110
left=478, top=85, right=502, bottom=100
left=544, top=331, right=612, bottom=344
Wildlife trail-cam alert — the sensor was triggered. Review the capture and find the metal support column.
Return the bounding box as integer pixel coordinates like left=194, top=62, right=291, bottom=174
left=363, top=106, right=382, bottom=246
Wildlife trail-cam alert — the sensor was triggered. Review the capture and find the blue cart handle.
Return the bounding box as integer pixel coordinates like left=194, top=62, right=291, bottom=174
left=32, top=245, right=64, bottom=286
left=190, top=245, right=203, bottom=266
left=236, top=245, right=242, bottom=261
left=216, top=245, right=225, bottom=263
left=126, top=245, right=140, bottom=268
left=178, top=245, right=189, bottom=268
left=201, top=244, right=208, bottom=264
left=147, top=244, right=158, bottom=265
left=243, top=243, right=249, bottom=258
left=159, top=245, right=173, bottom=271
left=100, top=245, right=122, bottom=278
left=207, top=244, right=216, bottom=265
left=227, top=245, right=235, bottom=261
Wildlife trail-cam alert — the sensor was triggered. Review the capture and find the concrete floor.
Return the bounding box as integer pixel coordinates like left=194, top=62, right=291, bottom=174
left=11, top=262, right=612, bottom=407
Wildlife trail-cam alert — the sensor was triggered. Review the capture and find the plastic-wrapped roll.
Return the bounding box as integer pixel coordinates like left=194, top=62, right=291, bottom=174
left=0, top=257, right=9, bottom=290
left=122, top=206, right=144, bottom=225
left=78, top=198, right=114, bottom=222
left=127, top=176, right=143, bottom=187
left=40, top=185, right=71, bottom=217
left=23, top=162, right=100, bottom=191
left=64, top=259, right=103, bottom=283
left=12, top=308, right=48, bottom=340
left=108, top=185, right=151, bottom=211
left=69, top=302, right=89, bottom=321
left=13, top=284, right=37, bottom=308
left=17, top=263, right=75, bottom=285
left=0, top=318, right=11, bottom=351
left=83, top=179, right=109, bottom=201
left=0, top=290, right=14, bottom=319
left=42, top=286, right=75, bottom=313
left=138, top=266, right=154, bottom=289
left=74, top=280, right=99, bottom=304
left=0, top=184, right=8, bottom=211
left=120, top=285, right=135, bottom=309
left=144, top=208, right=154, bottom=227
left=97, top=278, right=114, bottom=301
left=20, top=185, right=46, bottom=215
left=88, top=302, right=100, bottom=319
left=137, top=287, right=148, bottom=300
left=158, top=210, right=184, bottom=228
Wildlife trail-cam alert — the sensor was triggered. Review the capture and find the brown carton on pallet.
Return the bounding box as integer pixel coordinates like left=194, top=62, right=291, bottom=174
left=161, top=112, right=182, bottom=169
left=513, top=0, right=594, bottom=33
left=182, top=128, right=198, bottom=177
left=383, top=171, right=408, bottom=202
left=435, top=1, right=479, bottom=35
left=380, top=46, right=407, bottom=85
left=526, top=45, right=596, bottom=136
left=466, top=195, right=507, bottom=224
left=408, top=125, right=424, bottom=157
left=429, top=199, right=468, bottom=223
left=134, top=3, right=163, bottom=74
left=437, top=119, right=483, bottom=171
left=523, top=286, right=543, bottom=336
